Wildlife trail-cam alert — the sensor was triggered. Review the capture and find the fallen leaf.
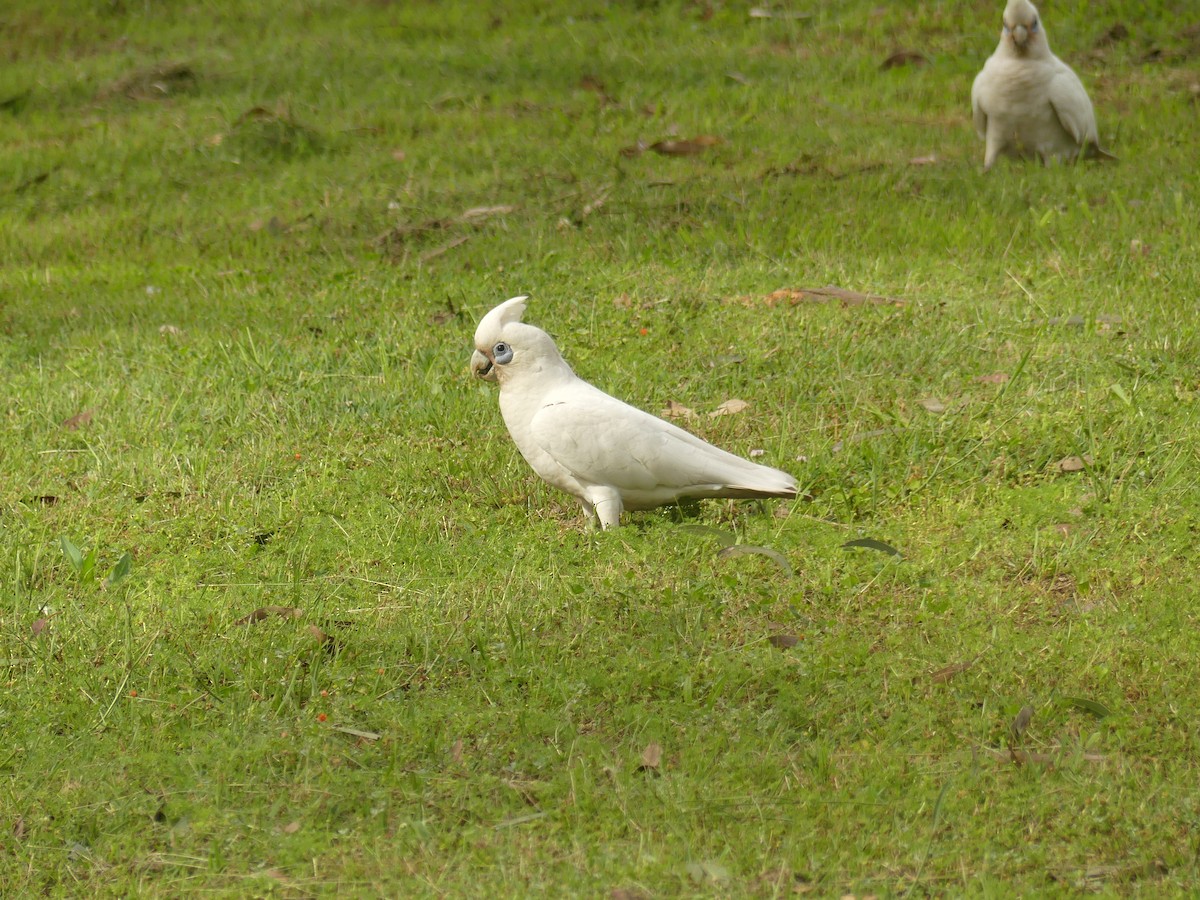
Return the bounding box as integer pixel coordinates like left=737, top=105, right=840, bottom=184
left=976, top=372, right=1009, bottom=384
left=842, top=537, right=902, bottom=557
left=768, top=633, right=800, bottom=649
left=282, top=821, right=301, bottom=834
left=710, top=398, right=749, bottom=417
left=332, top=725, right=381, bottom=741
left=1059, top=696, right=1112, bottom=718
left=1009, top=705, right=1034, bottom=743
left=880, top=50, right=929, bottom=69
left=420, top=235, right=470, bottom=262
left=648, top=135, right=723, bottom=156
left=234, top=606, right=304, bottom=625
left=99, top=62, right=196, bottom=100
left=619, top=140, right=648, bottom=158
left=686, top=861, right=731, bottom=883
left=158, top=324, right=184, bottom=336
left=62, top=409, right=94, bottom=430
left=1057, top=455, right=1093, bottom=473
left=909, top=154, right=938, bottom=166
left=737, top=286, right=904, bottom=308
left=748, top=7, right=812, bottom=19
left=391, top=148, right=407, bottom=161
left=718, top=544, right=793, bottom=575
left=306, top=624, right=330, bottom=644
left=459, top=205, right=516, bottom=222
left=661, top=400, right=697, bottom=419
left=450, top=738, right=464, bottom=763
left=919, top=398, right=946, bottom=414
left=639, top=741, right=663, bottom=771
left=610, top=889, right=650, bottom=900
left=1095, top=21, right=1129, bottom=47
left=928, top=660, right=973, bottom=683
left=12, top=815, right=25, bottom=841
left=31, top=617, right=48, bottom=637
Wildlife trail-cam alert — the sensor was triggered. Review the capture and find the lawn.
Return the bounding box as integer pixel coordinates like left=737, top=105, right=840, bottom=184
left=2, top=0, right=1200, bottom=895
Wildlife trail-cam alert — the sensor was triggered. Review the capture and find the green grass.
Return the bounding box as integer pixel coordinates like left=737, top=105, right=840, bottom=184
left=3, top=0, right=1200, bottom=894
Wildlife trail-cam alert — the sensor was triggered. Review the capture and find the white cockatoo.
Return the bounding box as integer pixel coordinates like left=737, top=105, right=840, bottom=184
left=971, top=0, right=1114, bottom=170
left=470, top=296, right=798, bottom=529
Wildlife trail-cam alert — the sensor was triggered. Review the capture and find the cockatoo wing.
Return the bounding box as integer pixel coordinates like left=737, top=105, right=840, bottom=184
left=527, top=383, right=786, bottom=499
left=1046, top=63, right=1097, bottom=146
left=970, top=68, right=990, bottom=141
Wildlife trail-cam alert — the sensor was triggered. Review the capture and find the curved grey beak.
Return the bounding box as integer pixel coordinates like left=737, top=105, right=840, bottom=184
left=471, top=348, right=497, bottom=382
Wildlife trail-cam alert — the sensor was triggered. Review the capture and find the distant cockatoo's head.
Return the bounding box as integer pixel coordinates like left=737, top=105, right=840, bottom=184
left=470, top=296, right=570, bottom=386
left=1001, top=0, right=1047, bottom=55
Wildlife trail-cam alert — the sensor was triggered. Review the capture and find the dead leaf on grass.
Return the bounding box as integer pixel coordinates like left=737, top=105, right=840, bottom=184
left=1009, top=704, right=1034, bottom=743
left=919, top=398, right=947, bottom=414
left=710, top=398, right=749, bottom=417
left=332, top=725, right=381, bottom=741
left=661, top=400, right=697, bottom=419
left=735, top=286, right=905, bottom=308
left=748, top=7, right=813, bottom=19
left=31, top=617, right=49, bottom=637
left=1056, top=455, right=1093, bottom=473
left=234, top=606, right=304, bottom=625
left=650, top=135, right=723, bottom=156
left=282, top=821, right=301, bottom=834
left=450, top=738, right=464, bottom=763
left=62, top=409, right=94, bottom=430
left=768, top=633, right=801, bottom=649
left=639, top=741, right=663, bottom=771
left=99, top=62, right=196, bottom=100
left=909, top=154, right=938, bottom=166
left=976, top=372, right=1009, bottom=384
left=880, top=50, right=929, bottom=69
left=420, top=235, right=470, bottom=262
left=718, top=544, right=793, bottom=575
left=927, top=660, right=974, bottom=683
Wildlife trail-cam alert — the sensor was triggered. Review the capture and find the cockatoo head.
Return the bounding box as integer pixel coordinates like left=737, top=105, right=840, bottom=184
left=1001, top=0, right=1046, bottom=56
left=471, top=295, right=569, bottom=387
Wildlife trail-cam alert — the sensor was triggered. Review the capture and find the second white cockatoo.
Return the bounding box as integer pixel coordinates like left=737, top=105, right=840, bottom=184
left=971, top=0, right=1114, bottom=170
left=470, top=296, right=798, bottom=529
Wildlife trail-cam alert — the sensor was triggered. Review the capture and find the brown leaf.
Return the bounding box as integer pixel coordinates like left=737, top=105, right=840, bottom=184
left=99, top=62, right=196, bottom=100
left=158, top=324, right=184, bottom=336
left=710, top=398, right=749, bottom=417
left=880, top=50, right=929, bottom=70
left=420, top=235, right=470, bottom=262
left=459, top=205, right=516, bottom=222
left=282, top=821, right=301, bottom=834
left=1057, top=455, right=1093, bottom=473
left=748, top=7, right=812, bottom=19
left=738, top=286, right=904, bottom=308
left=768, top=633, right=800, bottom=649
left=234, top=606, right=303, bottom=625
left=638, top=741, right=663, bottom=771
left=31, top=617, right=49, bottom=637
left=649, top=135, right=723, bottom=156
left=450, top=738, right=464, bottom=764
left=1095, top=21, right=1129, bottom=47
left=1009, top=704, right=1034, bottom=743
left=61, top=409, right=94, bottom=430
left=661, top=400, right=697, bottom=419
left=306, top=624, right=330, bottom=643
left=619, top=140, right=648, bottom=158
left=976, top=372, right=1009, bottom=384
left=12, top=815, right=25, bottom=842
left=928, top=660, right=973, bottom=683
left=908, top=154, right=938, bottom=166
left=391, top=148, right=407, bottom=162
left=918, top=398, right=946, bottom=414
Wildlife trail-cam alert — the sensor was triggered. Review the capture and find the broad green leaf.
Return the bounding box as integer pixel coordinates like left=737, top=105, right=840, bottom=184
left=107, top=552, right=133, bottom=586
left=59, top=536, right=84, bottom=573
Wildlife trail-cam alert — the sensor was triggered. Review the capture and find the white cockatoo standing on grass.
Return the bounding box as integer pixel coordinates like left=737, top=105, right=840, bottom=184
left=470, top=296, right=797, bottom=529
left=971, top=0, right=1115, bottom=170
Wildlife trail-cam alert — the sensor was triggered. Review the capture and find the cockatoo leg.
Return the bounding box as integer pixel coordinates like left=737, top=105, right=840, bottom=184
left=583, top=486, right=624, bottom=530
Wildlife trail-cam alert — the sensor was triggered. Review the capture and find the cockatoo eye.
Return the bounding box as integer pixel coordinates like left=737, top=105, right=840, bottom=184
left=493, top=341, right=514, bottom=364
left=1030, top=17, right=1038, bottom=32
left=1002, top=23, right=1010, bottom=34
